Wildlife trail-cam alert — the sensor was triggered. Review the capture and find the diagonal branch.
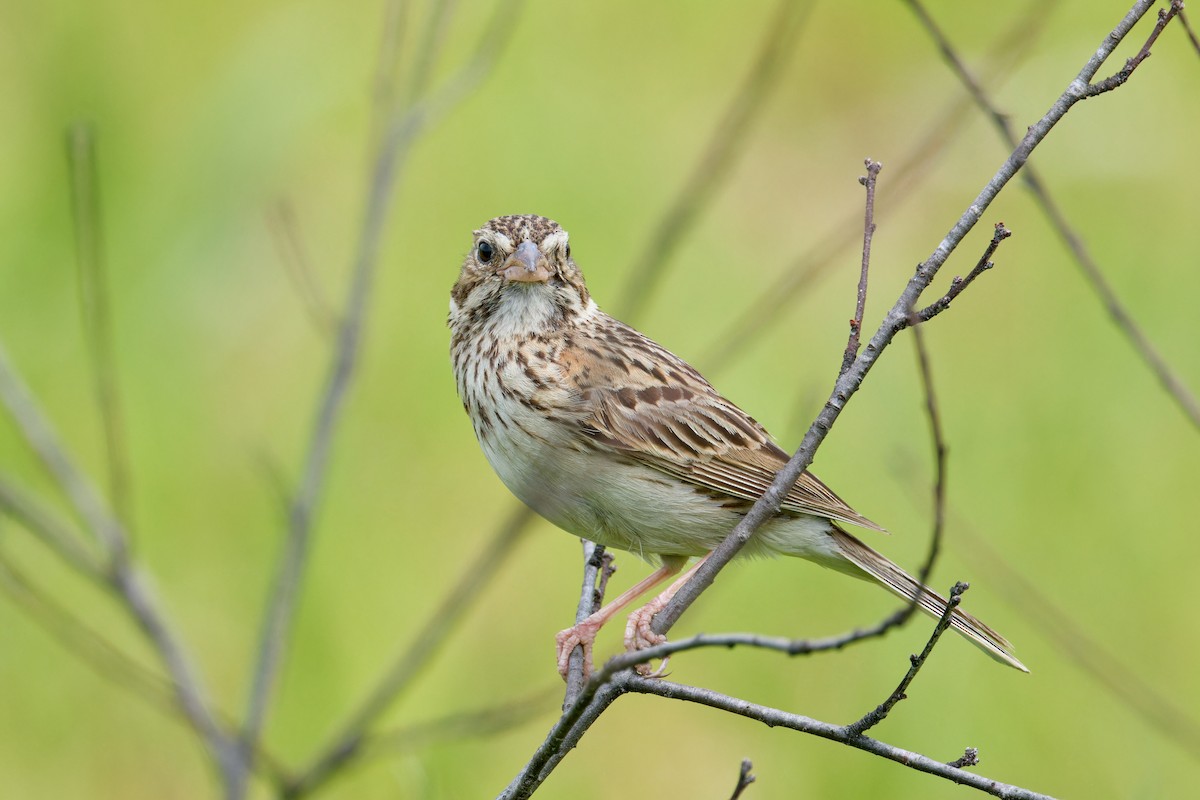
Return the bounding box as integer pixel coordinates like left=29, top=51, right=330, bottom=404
left=845, top=582, right=969, bottom=737
left=65, top=122, right=133, bottom=533
left=0, top=474, right=104, bottom=578
left=0, top=347, right=238, bottom=782
left=0, top=344, right=126, bottom=559
left=626, top=672, right=1055, bottom=800
left=236, top=3, right=528, bottom=789
left=647, top=0, right=1169, bottom=642
left=700, top=0, right=1059, bottom=373
left=904, top=0, right=1200, bottom=430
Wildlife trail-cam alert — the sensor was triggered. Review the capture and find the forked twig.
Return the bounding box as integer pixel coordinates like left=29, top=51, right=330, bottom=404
left=905, top=0, right=1200, bottom=429
left=648, top=0, right=1167, bottom=641
left=845, top=582, right=970, bottom=737
left=728, top=759, right=756, bottom=799
left=624, top=672, right=1054, bottom=800
left=841, top=159, right=882, bottom=376
left=236, top=0, right=528, bottom=794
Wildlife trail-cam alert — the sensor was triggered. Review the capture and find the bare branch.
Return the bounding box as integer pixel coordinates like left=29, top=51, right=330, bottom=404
left=563, top=540, right=609, bottom=708
left=362, top=687, right=556, bottom=759
left=954, top=509, right=1200, bottom=762
left=845, top=582, right=969, bottom=737
left=0, top=347, right=237, bottom=779
left=500, top=679, right=623, bottom=800
left=905, top=0, right=1200, bottom=430
left=728, top=759, right=756, bottom=800
left=0, top=549, right=174, bottom=715
left=1180, top=8, right=1200, bottom=55
left=370, top=0, right=411, bottom=129
left=841, top=159, right=882, bottom=376
left=913, top=222, right=1012, bottom=324
left=1083, top=0, right=1183, bottom=97
left=65, top=122, right=133, bottom=533
left=648, top=0, right=1166, bottom=642
left=0, top=344, right=125, bottom=558
left=0, top=474, right=103, bottom=578
left=700, top=0, right=1054, bottom=373
left=0, top=549, right=290, bottom=785
left=890, top=450, right=1200, bottom=763
left=266, top=199, right=337, bottom=338
left=236, top=2, right=527, bottom=789
left=616, top=0, right=814, bottom=321
left=625, top=673, right=1055, bottom=800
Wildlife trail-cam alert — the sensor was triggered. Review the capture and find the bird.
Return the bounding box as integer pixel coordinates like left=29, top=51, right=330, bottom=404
left=448, top=213, right=1027, bottom=678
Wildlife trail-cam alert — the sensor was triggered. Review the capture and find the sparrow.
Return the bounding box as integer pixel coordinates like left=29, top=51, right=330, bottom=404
left=449, top=214, right=1026, bottom=677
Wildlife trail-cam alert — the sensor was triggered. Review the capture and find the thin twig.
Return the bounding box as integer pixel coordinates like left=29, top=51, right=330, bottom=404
left=701, top=0, right=1059, bottom=373
left=363, top=687, right=557, bottom=758
left=1083, top=0, right=1183, bottom=97
left=889, top=449, right=1200, bottom=764
left=648, top=0, right=1165, bottom=642
left=266, top=200, right=337, bottom=338
left=625, top=673, right=1054, bottom=800
left=65, top=122, right=133, bottom=534
left=236, top=3, right=526, bottom=791
left=371, top=0, right=411, bottom=134
left=842, top=159, right=882, bottom=376
left=954, top=505, right=1200, bottom=761
left=0, top=550, right=174, bottom=714
left=402, top=0, right=458, bottom=108
left=845, top=582, right=969, bottom=737
left=905, top=0, right=1200, bottom=430
left=0, top=474, right=103, bottom=578
left=0, top=550, right=291, bottom=785
left=593, top=550, right=616, bottom=612
left=0, top=344, right=125, bottom=559
left=563, top=540, right=609, bottom=708
left=913, top=223, right=1011, bottom=324
left=728, top=759, right=756, bottom=800
left=500, top=679, right=623, bottom=800
left=616, top=0, right=814, bottom=322
left=505, top=615, right=1051, bottom=799
left=1180, top=8, right=1200, bottom=55
left=0, top=346, right=237, bottom=780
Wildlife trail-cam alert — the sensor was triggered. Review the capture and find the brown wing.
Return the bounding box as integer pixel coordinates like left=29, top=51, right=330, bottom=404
left=568, top=316, right=885, bottom=533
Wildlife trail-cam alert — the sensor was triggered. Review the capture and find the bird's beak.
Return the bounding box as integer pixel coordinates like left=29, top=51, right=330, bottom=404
left=502, top=241, right=554, bottom=283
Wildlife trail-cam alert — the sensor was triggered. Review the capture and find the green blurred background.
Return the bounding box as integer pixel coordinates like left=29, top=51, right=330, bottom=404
left=2, top=0, right=1198, bottom=797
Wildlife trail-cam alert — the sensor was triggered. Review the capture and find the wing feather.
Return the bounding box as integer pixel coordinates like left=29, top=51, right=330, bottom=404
left=570, top=318, right=884, bottom=533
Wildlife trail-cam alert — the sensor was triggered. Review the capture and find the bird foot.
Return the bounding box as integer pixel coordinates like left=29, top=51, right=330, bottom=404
left=624, top=600, right=670, bottom=677
left=555, top=618, right=601, bottom=681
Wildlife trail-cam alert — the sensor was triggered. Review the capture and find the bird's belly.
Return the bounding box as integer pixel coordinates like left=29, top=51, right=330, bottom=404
left=481, top=422, right=835, bottom=564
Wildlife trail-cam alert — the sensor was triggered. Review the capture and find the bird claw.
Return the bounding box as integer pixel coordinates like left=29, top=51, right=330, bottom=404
left=555, top=621, right=599, bottom=681
left=624, top=602, right=669, bottom=677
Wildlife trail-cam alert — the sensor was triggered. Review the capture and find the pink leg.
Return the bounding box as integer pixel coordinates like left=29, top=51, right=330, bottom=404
left=555, top=561, right=683, bottom=680
left=624, top=552, right=712, bottom=676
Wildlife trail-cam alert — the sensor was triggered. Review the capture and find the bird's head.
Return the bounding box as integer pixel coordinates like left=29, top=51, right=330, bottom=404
left=450, top=214, right=592, bottom=334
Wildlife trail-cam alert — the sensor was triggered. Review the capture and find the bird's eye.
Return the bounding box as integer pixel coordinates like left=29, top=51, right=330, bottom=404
left=477, top=240, right=494, bottom=263
left=565, top=242, right=571, bottom=259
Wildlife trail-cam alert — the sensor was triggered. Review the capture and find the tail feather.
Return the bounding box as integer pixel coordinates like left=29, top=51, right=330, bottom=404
left=830, top=526, right=1029, bottom=673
